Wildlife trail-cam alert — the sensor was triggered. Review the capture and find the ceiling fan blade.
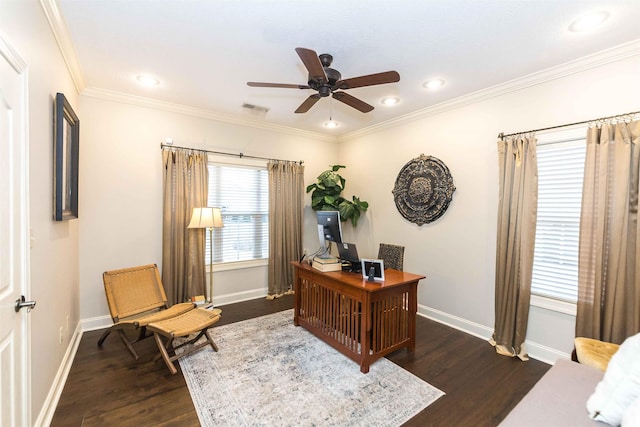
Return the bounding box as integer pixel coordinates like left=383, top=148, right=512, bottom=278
left=247, top=82, right=310, bottom=89
left=336, top=71, right=400, bottom=90
left=333, top=92, right=374, bottom=113
left=295, top=47, right=327, bottom=84
left=295, top=94, right=321, bottom=113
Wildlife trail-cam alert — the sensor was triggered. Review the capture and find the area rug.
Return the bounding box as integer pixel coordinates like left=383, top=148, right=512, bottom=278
left=179, top=309, right=444, bottom=426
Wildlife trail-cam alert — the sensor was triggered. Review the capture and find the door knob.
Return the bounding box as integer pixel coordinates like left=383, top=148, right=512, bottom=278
left=15, top=295, right=36, bottom=313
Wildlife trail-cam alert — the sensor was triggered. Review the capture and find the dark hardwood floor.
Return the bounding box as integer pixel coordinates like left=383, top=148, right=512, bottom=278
left=51, top=296, right=550, bottom=426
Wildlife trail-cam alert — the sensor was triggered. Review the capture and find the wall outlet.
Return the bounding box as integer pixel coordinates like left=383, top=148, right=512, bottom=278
left=59, top=326, right=63, bottom=344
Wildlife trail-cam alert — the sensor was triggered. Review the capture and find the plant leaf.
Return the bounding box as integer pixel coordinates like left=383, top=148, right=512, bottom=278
left=338, top=200, right=354, bottom=220
left=308, top=165, right=367, bottom=227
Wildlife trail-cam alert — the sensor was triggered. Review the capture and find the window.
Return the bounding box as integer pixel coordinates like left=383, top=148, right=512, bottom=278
left=206, top=161, right=268, bottom=264
left=531, top=128, right=586, bottom=303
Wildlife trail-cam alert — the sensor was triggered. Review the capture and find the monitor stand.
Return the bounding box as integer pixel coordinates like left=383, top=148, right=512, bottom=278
left=317, top=224, right=338, bottom=261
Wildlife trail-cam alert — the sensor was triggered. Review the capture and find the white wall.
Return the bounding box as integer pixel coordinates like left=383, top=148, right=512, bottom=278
left=4, top=1, right=637, bottom=421
left=339, top=55, right=640, bottom=362
left=78, top=95, right=338, bottom=321
left=0, top=1, right=80, bottom=424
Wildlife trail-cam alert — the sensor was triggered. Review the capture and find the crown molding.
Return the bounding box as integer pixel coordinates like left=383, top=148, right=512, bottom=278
left=81, top=87, right=338, bottom=142
left=340, top=39, right=640, bottom=142
left=40, top=0, right=86, bottom=93
left=38, top=0, right=334, bottom=143
left=39, top=3, right=637, bottom=144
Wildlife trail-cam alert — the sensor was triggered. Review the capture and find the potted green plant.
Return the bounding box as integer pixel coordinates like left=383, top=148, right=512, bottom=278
left=306, top=165, right=369, bottom=227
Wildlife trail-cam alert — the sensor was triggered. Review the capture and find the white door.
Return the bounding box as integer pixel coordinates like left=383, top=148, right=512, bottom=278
left=0, top=36, right=31, bottom=427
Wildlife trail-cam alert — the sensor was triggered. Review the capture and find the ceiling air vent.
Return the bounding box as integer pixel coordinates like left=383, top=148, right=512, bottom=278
left=242, top=103, right=270, bottom=115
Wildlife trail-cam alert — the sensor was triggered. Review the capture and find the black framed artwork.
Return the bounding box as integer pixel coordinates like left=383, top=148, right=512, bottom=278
left=53, top=92, right=79, bottom=221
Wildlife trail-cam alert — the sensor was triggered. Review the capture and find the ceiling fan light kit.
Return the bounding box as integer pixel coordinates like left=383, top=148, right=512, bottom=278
left=247, top=47, right=400, bottom=116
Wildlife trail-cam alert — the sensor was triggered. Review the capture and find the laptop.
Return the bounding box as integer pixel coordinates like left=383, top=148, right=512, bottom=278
left=337, top=242, right=362, bottom=273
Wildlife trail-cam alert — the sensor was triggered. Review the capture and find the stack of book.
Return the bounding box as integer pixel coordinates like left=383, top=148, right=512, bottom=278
left=312, top=257, right=342, bottom=272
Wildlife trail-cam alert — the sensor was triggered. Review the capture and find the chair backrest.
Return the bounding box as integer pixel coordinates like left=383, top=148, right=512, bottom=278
left=377, top=243, right=405, bottom=271
left=102, top=264, right=168, bottom=321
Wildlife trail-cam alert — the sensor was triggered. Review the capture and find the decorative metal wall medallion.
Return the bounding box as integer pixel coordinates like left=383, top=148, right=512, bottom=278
left=392, top=154, right=456, bottom=225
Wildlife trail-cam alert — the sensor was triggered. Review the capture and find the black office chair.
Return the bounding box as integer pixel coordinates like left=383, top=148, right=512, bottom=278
left=377, top=243, right=404, bottom=271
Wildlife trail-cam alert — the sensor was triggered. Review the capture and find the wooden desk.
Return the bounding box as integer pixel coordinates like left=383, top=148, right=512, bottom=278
left=291, top=261, right=425, bottom=373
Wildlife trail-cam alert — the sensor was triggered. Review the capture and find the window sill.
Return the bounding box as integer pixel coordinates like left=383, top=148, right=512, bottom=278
left=209, top=259, right=268, bottom=272
left=530, top=294, right=576, bottom=316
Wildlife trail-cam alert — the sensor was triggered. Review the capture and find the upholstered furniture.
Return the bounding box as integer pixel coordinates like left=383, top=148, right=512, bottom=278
left=502, top=332, right=640, bottom=426
left=98, top=264, right=195, bottom=359
left=500, top=359, right=603, bottom=426
left=585, top=333, right=640, bottom=425
left=575, top=337, right=620, bottom=372
left=377, top=243, right=405, bottom=271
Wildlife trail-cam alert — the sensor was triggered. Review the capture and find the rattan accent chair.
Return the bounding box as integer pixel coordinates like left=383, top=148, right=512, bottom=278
left=377, top=243, right=405, bottom=271
left=149, top=307, right=222, bottom=374
left=98, top=264, right=195, bottom=359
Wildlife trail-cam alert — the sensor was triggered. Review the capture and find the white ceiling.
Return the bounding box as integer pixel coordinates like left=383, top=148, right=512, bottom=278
left=56, top=0, right=640, bottom=137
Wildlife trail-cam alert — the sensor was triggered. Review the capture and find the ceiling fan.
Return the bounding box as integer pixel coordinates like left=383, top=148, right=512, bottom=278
left=247, top=47, right=400, bottom=114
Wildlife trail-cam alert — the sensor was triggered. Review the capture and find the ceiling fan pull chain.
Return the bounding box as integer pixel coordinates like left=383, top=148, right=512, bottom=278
left=329, top=96, right=333, bottom=121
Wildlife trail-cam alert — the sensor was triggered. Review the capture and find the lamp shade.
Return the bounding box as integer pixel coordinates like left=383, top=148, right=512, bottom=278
left=187, top=207, right=223, bottom=229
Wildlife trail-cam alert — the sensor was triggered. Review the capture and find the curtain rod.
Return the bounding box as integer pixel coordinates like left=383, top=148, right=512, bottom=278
left=498, top=110, right=640, bottom=139
left=160, top=143, right=304, bottom=165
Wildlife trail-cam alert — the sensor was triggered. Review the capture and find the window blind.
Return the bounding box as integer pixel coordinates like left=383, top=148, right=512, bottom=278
left=531, top=140, right=585, bottom=302
left=206, top=163, right=268, bottom=263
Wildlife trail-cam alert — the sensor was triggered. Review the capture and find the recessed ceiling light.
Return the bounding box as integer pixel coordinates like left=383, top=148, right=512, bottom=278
left=569, top=11, right=609, bottom=32
left=135, top=74, right=160, bottom=87
left=381, top=97, right=400, bottom=106
left=423, top=79, right=445, bottom=90
left=324, top=120, right=339, bottom=129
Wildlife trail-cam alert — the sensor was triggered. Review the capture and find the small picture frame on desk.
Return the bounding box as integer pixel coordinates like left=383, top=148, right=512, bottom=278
left=361, top=259, right=385, bottom=282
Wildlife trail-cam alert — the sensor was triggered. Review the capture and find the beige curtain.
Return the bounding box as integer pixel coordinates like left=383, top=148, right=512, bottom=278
left=576, top=119, right=640, bottom=343
left=490, top=134, right=538, bottom=360
left=161, top=149, right=209, bottom=305
left=267, top=161, right=305, bottom=298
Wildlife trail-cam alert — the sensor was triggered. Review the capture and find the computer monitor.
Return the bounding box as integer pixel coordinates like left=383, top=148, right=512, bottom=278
left=316, top=210, right=343, bottom=258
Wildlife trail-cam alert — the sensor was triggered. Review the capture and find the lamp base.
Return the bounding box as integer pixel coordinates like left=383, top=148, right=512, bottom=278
left=208, top=227, right=214, bottom=305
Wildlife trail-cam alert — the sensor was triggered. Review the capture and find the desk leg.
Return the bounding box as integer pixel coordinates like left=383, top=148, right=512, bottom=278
left=360, top=292, right=371, bottom=373
left=293, top=269, right=301, bottom=326
left=408, top=282, right=417, bottom=351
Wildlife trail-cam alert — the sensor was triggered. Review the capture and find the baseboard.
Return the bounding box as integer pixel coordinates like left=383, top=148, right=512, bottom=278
left=419, top=304, right=494, bottom=341
left=81, top=314, right=113, bottom=332
left=215, top=288, right=267, bottom=307
left=81, top=294, right=569, bottom=365
left=81, top=287, right=269, bottom=332
left=33, top=322, right=83, bottom=427
left=524, top=341, right=571, bottom=365
left=418, top=304, right=570, bottom=364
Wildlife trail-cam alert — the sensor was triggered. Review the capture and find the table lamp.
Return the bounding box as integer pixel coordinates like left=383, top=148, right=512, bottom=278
left=188, top=207, right=223, bottom=304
